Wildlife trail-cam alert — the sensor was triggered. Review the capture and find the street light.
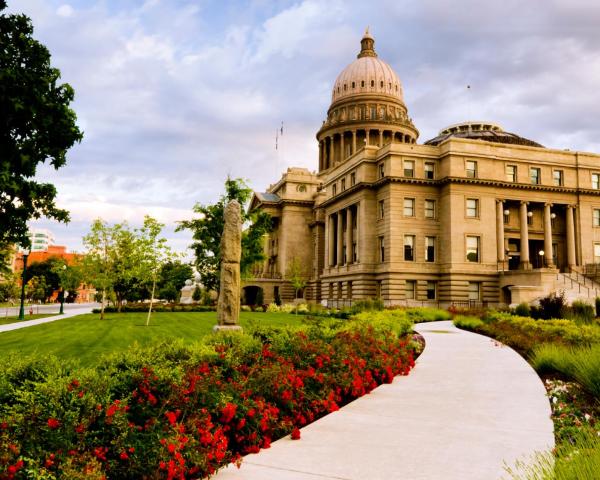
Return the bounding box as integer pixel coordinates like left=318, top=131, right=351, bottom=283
left=18, top=246, right=31, bottom=321
left=59, top=264, right=67, bottom=315
left=539, top=250, right=545, bottom=268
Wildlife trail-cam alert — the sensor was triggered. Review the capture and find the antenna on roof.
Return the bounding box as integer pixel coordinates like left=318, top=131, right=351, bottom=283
left=466, top=84, right=472, bottom=124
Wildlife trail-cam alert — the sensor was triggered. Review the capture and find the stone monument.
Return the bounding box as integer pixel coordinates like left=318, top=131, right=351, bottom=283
left=214, top=200, right=243, bottom=332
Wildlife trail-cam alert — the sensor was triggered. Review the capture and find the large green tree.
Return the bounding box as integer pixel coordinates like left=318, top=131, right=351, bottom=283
left=0, top=1, right=83, bottom=260
left=178, top=178, right=272, bottom=294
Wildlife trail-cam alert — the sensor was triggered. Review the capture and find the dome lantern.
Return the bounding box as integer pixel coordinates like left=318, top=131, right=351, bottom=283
left=357, top=27, right=377, bottom=58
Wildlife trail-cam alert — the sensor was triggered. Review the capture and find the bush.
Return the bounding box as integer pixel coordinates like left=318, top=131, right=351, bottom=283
left=453, top=316, right=484, bottom=330
left=350, top=298, right=384, bottom=313
left=92, top=304, right=216, bottom=314
left=531, top=344, right=600, bottom=399
left=567, top=300, right=596, bottom=324
left=538, top=291, right=567, bottom=320
left=0, top=318, right=417, bottom=479
left=192, top=285, right=202, bottom=302
left=240, top=305, right=252, bottom=312
left=514, top=302, right=531, bottom=317
left=266, top=303, right=280, bottom=313
left=406, top=308, right=451, bottom=323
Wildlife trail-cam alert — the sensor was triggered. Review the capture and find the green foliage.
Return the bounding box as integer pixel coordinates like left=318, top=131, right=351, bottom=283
left=0, top=272, right=19, bottom=302
left=192, top=285, right=202, bottom=302
left=507, top=428, right=600, bottom=480
left=157, top=283, right=179, bottom=302
left=351, top=298, right=384, bottom=312
left=92, top=305, right=216, bottom=314
left=23, top=257, right=62, bottom=301
left=531, top=344, right=600, bottom=399
left=0, top=3, right=83, bottom=249
left=566, top=300, right=596, bottom=324
left=453, top=315, right=484, bottom=330
left=514, top=302, right=531, bottom=317
left=177, top=178, right=272, bottom=293
left=538, top=291, right=567, bottom=320
left=158, top=261, right=193, bottom=293
left=405, top=307, right=451, bottom=322
left=286, top=257, right=308, bottom=299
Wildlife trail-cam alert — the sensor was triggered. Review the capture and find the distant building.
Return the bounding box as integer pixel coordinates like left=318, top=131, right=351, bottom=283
left=21, top=228, right=56, bottom=252
left=245, top=30, right=600, bottom=308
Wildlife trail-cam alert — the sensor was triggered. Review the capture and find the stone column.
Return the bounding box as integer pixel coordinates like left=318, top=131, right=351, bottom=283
left=544, top=203, right=554, bottom=268
left=379, top=129, right=383, bottom=147
left=215, top=200, right=242, bottom=331
left=519, top=201, right=531, bottom=269
left=328, top=214, right=335, bottom=267
left=352, top=130, right=357, bottom=154
left=355, top=202, right=360, bottom=263
left=340, top=133, right=345, bottom=161
left=566, top=205, right=576, bottom=268
left=496, top=200, right=505, bottom=267
left=328, top=136, right=333, bottom=168
left=346, top=207, right=353, bottom=265
left=337, top=210, right=344, bottom=266
left=318, top=141, right=323, bottom=170
left=365, top=129, right=370, bottom=146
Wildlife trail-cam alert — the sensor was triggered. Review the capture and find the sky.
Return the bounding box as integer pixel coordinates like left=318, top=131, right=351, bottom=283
left=7, top=0, right=600, bottom=254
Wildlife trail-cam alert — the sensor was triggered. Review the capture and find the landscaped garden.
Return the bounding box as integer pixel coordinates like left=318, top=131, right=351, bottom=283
left=0, top=307, right=439, bottom=479
left=452, top=295, right=600, bottom=479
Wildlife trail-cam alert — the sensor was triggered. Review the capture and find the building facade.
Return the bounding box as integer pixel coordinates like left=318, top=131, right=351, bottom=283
left=246, top=31, right=600, bottom=307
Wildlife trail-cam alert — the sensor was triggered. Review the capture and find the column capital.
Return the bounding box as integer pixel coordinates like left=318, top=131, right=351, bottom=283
left=544, top=202, right=553, bottom=207
left=496, top=199, right=505, bottom=204
left=520, top=200, right=529, bottom=206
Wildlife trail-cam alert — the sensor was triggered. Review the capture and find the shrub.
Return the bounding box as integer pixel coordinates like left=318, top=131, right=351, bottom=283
left=92, top=304, right=216, bottom=314
left=266, top=303, right=280, bottom=313
left=240, top=305, right=252, bottom=312
left=567, top=300, right=596, bottom=324
left=538, top=291, right=567, bottom=320
left=0, top=318, right=417, bottom=479
left=192, top=285, right=202, bottom=302
left=406, top=308, right=451, bottom=323
left=514, top=302, right=531, bottom=317
left=350, top=298, right=384, bottom=313
left=453, top=315, right=484, bottom=330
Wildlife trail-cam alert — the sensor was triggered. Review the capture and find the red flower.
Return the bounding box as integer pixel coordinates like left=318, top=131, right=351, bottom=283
left=220, top=402, right=237, bottom=423
left=47, top=418, right=60, bottom=429
left=165, top=410, right=178, bottom=426
left=291, top=427, right=301, bottom=440
left=120, top=451, right=129, bottom=460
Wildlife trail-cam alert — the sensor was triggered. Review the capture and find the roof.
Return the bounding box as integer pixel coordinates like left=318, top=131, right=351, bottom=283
left=255, top=192, right=280, bottom=203
left=424, top=121, right=543, bottom=148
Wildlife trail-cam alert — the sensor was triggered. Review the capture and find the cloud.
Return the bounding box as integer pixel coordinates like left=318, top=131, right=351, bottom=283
left=7, top=0, right=600, bottom=253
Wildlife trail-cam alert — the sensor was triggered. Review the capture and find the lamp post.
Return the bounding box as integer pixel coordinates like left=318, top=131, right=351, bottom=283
left=59, top=264, right=67, bottom=315
left=539, top=250, right=545, bottom=269
left=18, top=248, right=31, bottom=321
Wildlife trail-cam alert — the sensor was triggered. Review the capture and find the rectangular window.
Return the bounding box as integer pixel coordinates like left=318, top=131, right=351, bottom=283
left=352, top=242, right=357, bottom=262
left=341, top=178, right=346, bottom=191
left=379, top=236, right=385, bottom=262
left=424, top=162, right=435, bottom=180
left=404, top=198, right=415, bottom=217
left=424, top=199, right=436, bottom=219
left=594, top=209, right=600, bottom=227
left=466, top=198, right=479, bottom=218
left=404, top=235, right=415, bottom=261
left=425, top=236, right=435, bottom=262
left=595, top=243, right=600, bottom=264
left=404, top=160, right=415, bottom=178
left=405, top=280, right=415, bottom=300
left=350, top=172, right=356, bottom=186
left=332, top=184, right=337, bottom=196
left=553, top=170, right=563, bottom=186
left=426, top=281, right=437, bottom=300
left=530, top=167, right=541, bottom=185
left=466, top=160, right=477, bottom=178
left=370, top=106, right=377, bottom=119
left=593, top=173, right=600, bottom=190
left=378, top=200, right=385, bottom=219
left=378, top=163, right=385, bottom=179
left=468, top=282, right=481, bottom=301
left=466, top=236, right=480, bottom=262
left=506, top=165, right=517, bottom=182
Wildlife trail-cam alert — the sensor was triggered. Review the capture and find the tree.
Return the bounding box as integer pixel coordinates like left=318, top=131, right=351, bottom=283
left=0, top=271, right=19, bottom=303
left=135, top=216, right=175, bottom=326
left=0, top=2, right=83, bottom=258
left=82, top=219, right=117, bottom=320
left=51, top=258, right=82, bottom=304
left=23, top=257, right=62, bottom=302
left=178, top=178, right=272, bottom=295
left=192, top=285, right=202, bottom=303
left=158, top=261, right=193, bottom=292
left=286, top=256, right=308, bottom=300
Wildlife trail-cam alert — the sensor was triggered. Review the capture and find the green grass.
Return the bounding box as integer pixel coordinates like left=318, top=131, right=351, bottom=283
left=0, top=311, right=304, bottom=366
left=0, top=313, right=59, bottom=326
left=531, top=344, right=600, bottom=399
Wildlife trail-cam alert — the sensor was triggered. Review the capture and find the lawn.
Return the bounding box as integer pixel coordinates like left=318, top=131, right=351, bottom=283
left=0, top=311, right=304, bottom=366
left=0, top=313, right=59, bottom=326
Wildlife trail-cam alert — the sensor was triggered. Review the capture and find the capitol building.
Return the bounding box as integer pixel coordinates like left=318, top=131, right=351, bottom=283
left=245, top=30, right=600, bottom=307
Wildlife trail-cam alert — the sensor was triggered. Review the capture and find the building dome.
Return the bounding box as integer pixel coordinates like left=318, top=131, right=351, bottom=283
left=331, top=29, right=404, bottom=106
left=424, top=121, right=544, bottom=148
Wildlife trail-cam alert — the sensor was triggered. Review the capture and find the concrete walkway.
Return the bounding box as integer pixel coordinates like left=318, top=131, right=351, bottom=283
left=0, top=306, right=94, bottom=333
left=214, top=321, right=554, bottom=480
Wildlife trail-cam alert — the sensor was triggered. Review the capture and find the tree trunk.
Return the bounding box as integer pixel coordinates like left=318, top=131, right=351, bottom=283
left=146, top=277, right=156, bottom=326
left=100, top=288, right=106, bottom=320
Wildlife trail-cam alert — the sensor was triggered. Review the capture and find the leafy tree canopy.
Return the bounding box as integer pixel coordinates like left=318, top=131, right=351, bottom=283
left=0, top=1, right=83, bottom=256
left=177, top=178, right=272, bottom=293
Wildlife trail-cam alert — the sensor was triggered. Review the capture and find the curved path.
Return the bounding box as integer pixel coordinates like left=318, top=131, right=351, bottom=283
left=0, top=306, right=95, bottom=333
left=214, top=321, right=554, bottom=480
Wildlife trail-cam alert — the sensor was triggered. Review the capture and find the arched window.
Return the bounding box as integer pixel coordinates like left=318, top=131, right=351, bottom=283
left=351, top=81, right=355, bottom=89
left=361, top=80, right=365, bottom=88
left=371, top=80, right=375, bottom=87
left=380, top=80, right=384, bottom=88
left=343, top=84, right=347, bottom=91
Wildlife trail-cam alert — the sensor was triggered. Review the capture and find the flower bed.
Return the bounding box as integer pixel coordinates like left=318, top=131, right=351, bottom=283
left=0, top=314, right=416, bottom=479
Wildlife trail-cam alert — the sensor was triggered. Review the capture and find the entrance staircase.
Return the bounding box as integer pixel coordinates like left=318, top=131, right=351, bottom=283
left=554, top=270, right=600, bottom=304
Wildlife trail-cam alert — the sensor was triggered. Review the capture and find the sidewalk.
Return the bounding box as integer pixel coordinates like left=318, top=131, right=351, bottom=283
left=214, top=321, right=554, bottom=480
left=0, top=307, right=94, bottom=333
